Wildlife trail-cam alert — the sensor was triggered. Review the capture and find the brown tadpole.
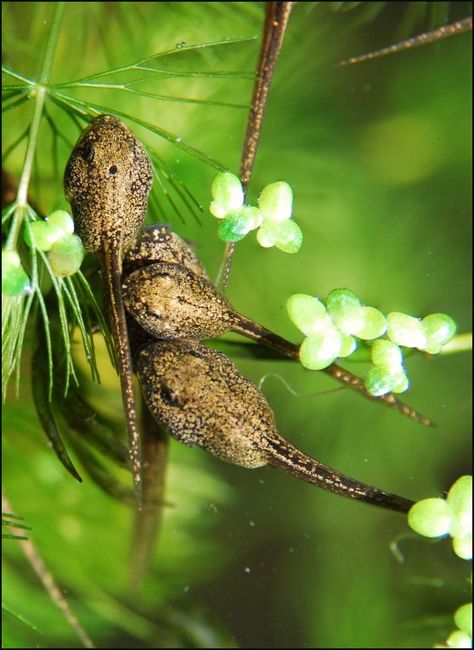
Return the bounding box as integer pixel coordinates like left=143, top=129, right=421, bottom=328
left=123, top=224, right=207, bottom=278
left=122, top=260, right=433, bottom=427
left=137, top=340, right=413, bottom=513
left=123, top=261, right=232, bottom=341
left=64, top=114, right=153, bottom=506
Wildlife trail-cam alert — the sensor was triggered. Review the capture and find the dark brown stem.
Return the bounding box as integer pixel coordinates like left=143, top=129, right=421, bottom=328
left=240, top=2, right=293, bottom=190
left=128, top=398, right=169, bottom=590
left=231, top=312, right=434, bottom=427
left=217, top=2, right=294, bottom=290
left=338, top=16, right=472, bottom=66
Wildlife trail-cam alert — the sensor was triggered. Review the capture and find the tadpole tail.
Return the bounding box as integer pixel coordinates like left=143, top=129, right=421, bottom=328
left=103, top=245, right=143, bottom=508
left=263, top=433, right=414, bottom=514
left=231, top=313, right=434, bottom=428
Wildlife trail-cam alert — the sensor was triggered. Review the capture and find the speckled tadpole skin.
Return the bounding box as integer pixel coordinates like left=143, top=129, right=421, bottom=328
left=123, top=224, right=207, bottom=278
left=123, top=262, right=233, bottom=341
left=64, top=114, right=153, bottom=506
left=64, top=114, right=152, bottom=252
left=137, top=341, right=413, bottom=513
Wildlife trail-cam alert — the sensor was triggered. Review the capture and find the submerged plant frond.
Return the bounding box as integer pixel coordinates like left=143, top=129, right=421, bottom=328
left=1, top=65, right=35, bottom=85
left=55, top=36, right=257, bottom=87
left=2, top=604, right=40, bottom=631
left=149, top=151, right=204, bottom=227
left=57, top=83, right=249, bottom=110
left=2, top=492, right=94, bottom=648
left=2, top=206, right=113, bottom=401
left=2, top=511, right=32, bottom=541
left=50, top=91, right=229, bottom=171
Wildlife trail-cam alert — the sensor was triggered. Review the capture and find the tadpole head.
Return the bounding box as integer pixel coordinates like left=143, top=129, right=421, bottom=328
left=137, top=341, right=274, bottom=468
left=64, top=114, right=153, bottom=254
left=122, top=261, right=233, bottom=340
left=123, top=225, right=208, bottom=279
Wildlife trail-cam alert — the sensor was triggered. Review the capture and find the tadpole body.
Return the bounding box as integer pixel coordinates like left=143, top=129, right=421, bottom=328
left=123, top=224, right=207, bottom=278
left=137, top=340, right=413, bottom=513
left=122, top=259, right=284, bottom=345
left=123, top=262, right=233, bottom=341
left=64, top=114, right=153, bottom=505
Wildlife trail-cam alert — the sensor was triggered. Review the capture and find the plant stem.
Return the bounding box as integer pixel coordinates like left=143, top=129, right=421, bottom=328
left=15, top=90, right=45, bottom=209
left=338, top=16, right=473, bottom=67
left=239, top=2, right=293, bottom=190
left=1, top=65, right=35, bottom=85
left=38, top=3, right=65, bottom=86
left=2, top=493, right=95, bottom=648
left=439, top=332, right=472, bottom=355
left=5, top=2, right=65, bottom=248
left=216, top=2, right=293, bottom=290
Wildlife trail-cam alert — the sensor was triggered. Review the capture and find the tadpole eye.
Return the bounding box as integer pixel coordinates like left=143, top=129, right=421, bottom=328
left=82, top=143, right=95, bottom=162
left=159, top=383, right=180, bottom=407
left=109, top=165, right=118, bottom=175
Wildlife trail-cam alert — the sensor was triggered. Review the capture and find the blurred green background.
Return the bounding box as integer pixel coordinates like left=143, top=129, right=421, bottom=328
left=2, top=2, right=472, bottom=648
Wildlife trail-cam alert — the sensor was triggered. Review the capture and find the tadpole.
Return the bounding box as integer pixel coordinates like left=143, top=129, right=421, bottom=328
left=64, top=114, right=153, bottom=505
left=137, top=340, right=413, bottom=513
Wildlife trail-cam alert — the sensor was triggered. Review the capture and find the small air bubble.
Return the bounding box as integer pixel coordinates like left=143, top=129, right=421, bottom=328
left=208, top=503, right=218, bottom=514
left=183, top=585, right=190, bottom=593
left=176, top=136, right=183, bottom=142
left=176, top=42, right=186, bottom=48
left=244, top=566, right=251, bottom=574
left=249, top=520, right=255, bottom=527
